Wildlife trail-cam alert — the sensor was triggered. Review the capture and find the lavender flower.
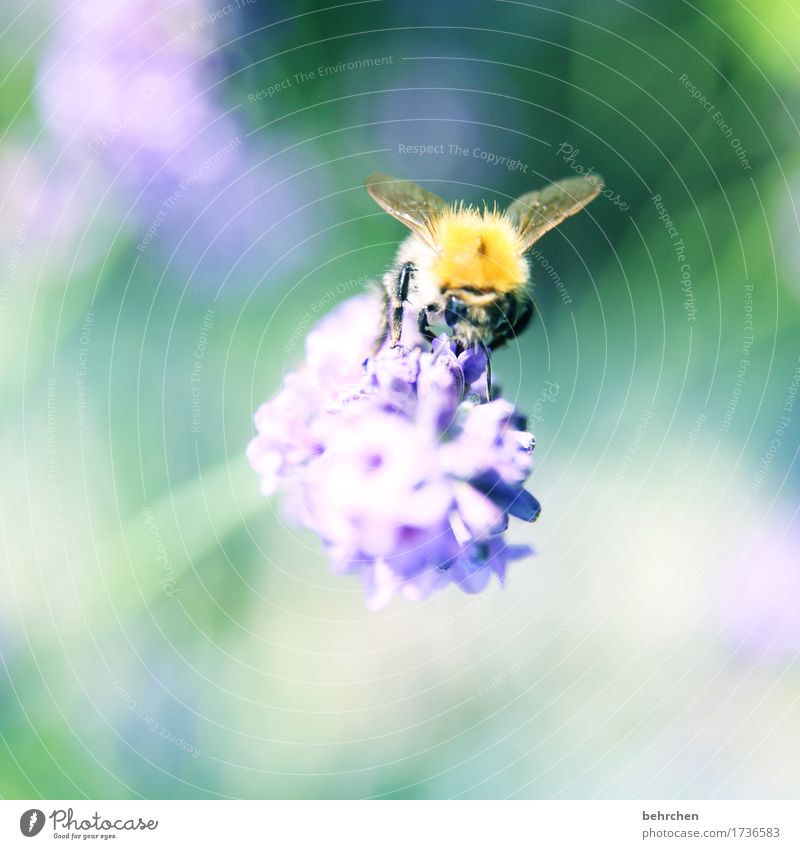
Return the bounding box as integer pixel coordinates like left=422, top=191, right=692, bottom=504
left=248, top=294, right=540, bottom=609
left=36, top=0, right=325, bottom=284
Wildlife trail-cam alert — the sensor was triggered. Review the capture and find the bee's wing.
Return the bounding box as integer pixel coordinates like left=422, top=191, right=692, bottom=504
left=365, top=173, right=447, bottom=248
left=506, top=174, right=603, bottom=251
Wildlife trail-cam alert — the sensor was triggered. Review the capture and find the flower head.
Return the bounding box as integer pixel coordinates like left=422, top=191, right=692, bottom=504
left=248, top=293, right=540, bottom=609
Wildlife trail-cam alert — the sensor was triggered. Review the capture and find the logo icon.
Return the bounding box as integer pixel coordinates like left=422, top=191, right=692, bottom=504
left=19, top=809, right=45, bottom=837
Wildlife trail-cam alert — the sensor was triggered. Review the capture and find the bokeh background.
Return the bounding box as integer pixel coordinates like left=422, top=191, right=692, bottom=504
left=1, top=0, right=799, bottom=799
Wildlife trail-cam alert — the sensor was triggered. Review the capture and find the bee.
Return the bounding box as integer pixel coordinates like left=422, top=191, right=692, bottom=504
left=366, top=172, right=603, bottom=359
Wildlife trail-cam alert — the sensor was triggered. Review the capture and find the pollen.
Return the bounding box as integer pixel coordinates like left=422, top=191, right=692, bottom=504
left=431, top=206, right=529, bottom=295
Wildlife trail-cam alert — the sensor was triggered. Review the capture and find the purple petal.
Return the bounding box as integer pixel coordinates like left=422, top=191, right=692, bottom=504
left=458, top=345, right=488, bottom=385
left=468, top=471, right=541, bottom=522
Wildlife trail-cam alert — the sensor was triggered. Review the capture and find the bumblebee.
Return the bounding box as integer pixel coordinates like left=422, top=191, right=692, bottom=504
left=366, top=172, right=603, bottom=355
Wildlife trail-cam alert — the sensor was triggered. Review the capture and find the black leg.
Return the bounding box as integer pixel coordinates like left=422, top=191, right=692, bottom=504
left=388, top=262, right=413, bottom=347
left=371, top=286, right=390, bottom=355
left=418, top=308, right=435, bottom=344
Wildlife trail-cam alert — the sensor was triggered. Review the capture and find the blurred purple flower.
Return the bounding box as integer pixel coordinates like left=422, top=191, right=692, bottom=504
left=38, top=0, right=239, bottom=184
left=36, top=0, right=325, bottom=285
left=248, top=294, right=539, bottom=609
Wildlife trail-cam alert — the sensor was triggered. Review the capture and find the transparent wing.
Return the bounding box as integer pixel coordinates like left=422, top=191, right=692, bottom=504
left=506, top=174, right=603, bottom=250
left=365, top=173, right=447, bottom=247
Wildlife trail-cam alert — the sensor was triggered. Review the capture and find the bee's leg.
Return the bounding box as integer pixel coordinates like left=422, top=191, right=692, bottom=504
left=372, top=316, right=389, bottom=355
left=388, top=261, right=414, bottom=347
left=371, top=286, right=391, bottom=355
left=417, top=308, right=436, bottom=344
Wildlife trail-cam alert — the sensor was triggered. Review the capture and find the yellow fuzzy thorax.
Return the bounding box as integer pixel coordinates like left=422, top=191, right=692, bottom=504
left=429, top=206, right=529, bottom=295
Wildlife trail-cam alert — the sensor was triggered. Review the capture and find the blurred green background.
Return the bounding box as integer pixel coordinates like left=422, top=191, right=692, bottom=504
left=1, top=0, right=799, bottom=799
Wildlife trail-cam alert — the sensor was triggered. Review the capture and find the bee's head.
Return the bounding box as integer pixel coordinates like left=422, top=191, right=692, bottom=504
left=444, top=291, right=534, bottom=351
